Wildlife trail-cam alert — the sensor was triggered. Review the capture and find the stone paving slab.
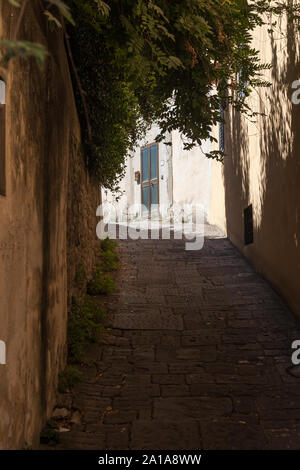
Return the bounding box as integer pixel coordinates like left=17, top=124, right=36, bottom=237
left=57, top=228, right=300, bottom=450
left=131, top=420, right=201, bottom=450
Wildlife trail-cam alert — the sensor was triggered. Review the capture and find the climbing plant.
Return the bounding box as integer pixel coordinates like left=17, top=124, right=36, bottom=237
left=67, top=0, right=148, bottom=189
left=1, top=0, right=300, bottom=189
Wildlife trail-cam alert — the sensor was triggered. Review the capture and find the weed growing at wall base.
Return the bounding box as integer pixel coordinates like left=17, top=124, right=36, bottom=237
left=87, top=268, right=116, bottom=296
left=68, top=296, right=106, bottom=363
left=86, top=239, right=118, bottom=294
left=74, top=262, right=86, bottom=289
left=42, top=238, right=120, bottom=448
left=40, top=420, right=60, bottom=446
left=58, top=365, right=82, bottom=393
left=58, top=237, right=119, bottom=389
left=100, top=249, right=120, bottom=271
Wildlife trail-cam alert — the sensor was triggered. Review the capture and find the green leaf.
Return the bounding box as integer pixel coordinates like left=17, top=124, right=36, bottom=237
left=94, top=0, right=110, bottom=17
left=46, top=0, right=75, bottom=25
left=44, top=10, right=62, bottom=28
left=6, top=0, right=21, bottom=7
left=168, top=56, right=184, bottom=69
left=0, top=40, right=49, bottom=69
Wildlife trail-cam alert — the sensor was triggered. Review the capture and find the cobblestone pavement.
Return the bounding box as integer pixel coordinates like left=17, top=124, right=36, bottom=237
left=58, top=227, right=300, bottom=450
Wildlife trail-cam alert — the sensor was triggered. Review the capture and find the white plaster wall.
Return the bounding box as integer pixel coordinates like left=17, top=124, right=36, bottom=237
left=171, top=131, right=212, bottom=221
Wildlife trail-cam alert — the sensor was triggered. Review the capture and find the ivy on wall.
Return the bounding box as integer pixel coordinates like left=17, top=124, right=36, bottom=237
left=67, top=0, right=148, bottom=190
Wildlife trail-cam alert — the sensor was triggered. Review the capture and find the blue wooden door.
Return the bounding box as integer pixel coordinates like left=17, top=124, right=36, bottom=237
left=141, top=144, right=159, bottom=213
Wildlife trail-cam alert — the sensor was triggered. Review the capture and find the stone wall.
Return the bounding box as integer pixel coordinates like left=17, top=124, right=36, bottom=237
left=0, top=2, right=100, bottom=449
left=67, top=135, right=101, bottom=303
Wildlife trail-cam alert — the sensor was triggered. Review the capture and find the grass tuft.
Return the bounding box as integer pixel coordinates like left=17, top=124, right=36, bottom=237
left=40, top=420, right=60, bottom=446
left=68, top=296, right=106, bottom=363
left=58, top=365, right=82, bottom=393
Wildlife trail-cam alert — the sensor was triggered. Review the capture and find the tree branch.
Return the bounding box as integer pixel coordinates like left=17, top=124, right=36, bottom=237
left=61, top=16, right=92, bottom=141
left=13, top=0, right=29, bottom=40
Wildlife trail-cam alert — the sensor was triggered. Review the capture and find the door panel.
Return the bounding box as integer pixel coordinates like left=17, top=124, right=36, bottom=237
left=150, top=145, right=158, bottom=180
left=141, top=143, right=159, bottom=214
left=142, top=148, right=149, bottom=182
left=151, top=183, right=158, bottom=208
left=142, top=186, right=150, bottom=212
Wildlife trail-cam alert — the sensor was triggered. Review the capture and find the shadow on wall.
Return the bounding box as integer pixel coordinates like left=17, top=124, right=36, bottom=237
left=223, top=16, right=300, bottom=316
left=223, top=93, right=250, bottom=245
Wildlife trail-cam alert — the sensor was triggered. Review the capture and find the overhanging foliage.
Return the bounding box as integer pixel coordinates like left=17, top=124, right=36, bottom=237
left=1, top=0, right=300, bottom=189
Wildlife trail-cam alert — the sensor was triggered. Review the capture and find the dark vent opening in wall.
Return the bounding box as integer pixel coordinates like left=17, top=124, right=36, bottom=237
left=244, top=204, right=254, bottom=245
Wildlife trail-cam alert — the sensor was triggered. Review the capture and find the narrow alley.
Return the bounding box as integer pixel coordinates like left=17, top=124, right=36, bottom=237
left=57, top=226, right=300, bottom=450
